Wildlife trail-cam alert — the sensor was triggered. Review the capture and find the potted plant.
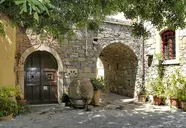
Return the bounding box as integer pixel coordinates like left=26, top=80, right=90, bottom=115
left=170, top=70, right=186, bottom=109
left=0, top=97, right=18, bottom=121
left=145, top=53, right=166, bottom=105
left=145, top=77, right=166, bottom=105
left=15, top=85, right=27, bottom=105
left=166, top=70, right=183, bottom=108
left=179, top=90, right=186, bottom=110
left=138, top=87, right=147, bottom=103
left=90, top=77, right=104, bottom=106
left=0, top=87, right=19, bottom=121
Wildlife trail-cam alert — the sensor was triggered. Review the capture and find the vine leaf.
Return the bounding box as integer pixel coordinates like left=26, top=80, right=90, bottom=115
left=34, top=12, right=39, bottom=22
left=0, top=0, right=5, bottom=4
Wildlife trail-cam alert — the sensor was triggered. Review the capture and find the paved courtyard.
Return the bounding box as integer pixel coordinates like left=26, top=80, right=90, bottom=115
left=1, top=93, right=186, bottom=128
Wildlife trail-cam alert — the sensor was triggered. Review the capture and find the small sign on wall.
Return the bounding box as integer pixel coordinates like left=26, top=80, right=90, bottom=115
left=43, top=86, right=48, bottom=91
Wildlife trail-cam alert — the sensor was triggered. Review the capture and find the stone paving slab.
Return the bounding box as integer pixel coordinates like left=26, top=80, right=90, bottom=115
left=1, top=93, right=186, bottom=128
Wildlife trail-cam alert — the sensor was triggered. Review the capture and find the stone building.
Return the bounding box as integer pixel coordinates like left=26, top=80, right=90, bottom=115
left=15, top=18, right=143, bottom=104
left=143, top=24, right=186, bottom=83
left=14, top=13, right=186, bottom=104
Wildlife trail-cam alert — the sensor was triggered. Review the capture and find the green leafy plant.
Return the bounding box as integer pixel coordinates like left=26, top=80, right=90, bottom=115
left=17, top=104, right=31, bottom=115
left=145, top=77, right=166, bottom=97
left=0, top=98, right=18, bottom=117
left=90, top=77, right=104, bottom=91
left=145, top=53, right=166, bottom=98
left=0, top=86, right=16, bottom=98
left=15, top=85, right=24, bottom=100
left=166, top=69, right=186, bottom=100
left=61, top=93, right=70, bottom=103
left=0, top=86, right=29, bottom=117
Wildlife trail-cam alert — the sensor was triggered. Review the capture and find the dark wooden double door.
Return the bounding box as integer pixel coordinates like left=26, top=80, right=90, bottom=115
left=24, top=51, right=58, bottom=104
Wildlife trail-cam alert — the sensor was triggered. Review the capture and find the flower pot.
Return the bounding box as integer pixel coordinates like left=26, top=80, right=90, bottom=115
left=181, top=101, right=186, bottom=111
left=16, top=99, right=27, bottom=105
left=138, top=95, right=146, bottom=103
left=153, top=96, right=162, bottom=105
left=170, top=97, right=179, bottom=107
left=92, top=90, right=101, bottom=106
left=0, top=113, right=13, bottom=121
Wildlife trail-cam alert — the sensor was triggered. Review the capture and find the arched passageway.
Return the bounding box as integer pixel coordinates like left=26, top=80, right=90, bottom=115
left=24, top=51, right=58, bottom=104
left=99, top=43, right=138, bottom=97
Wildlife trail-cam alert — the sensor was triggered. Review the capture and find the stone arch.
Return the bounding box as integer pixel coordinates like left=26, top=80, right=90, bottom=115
left=97, top=42, right=138, bottom=97
left=97, top=40, right=139, bottom=58
left=18, top=44, right=63, bottom=103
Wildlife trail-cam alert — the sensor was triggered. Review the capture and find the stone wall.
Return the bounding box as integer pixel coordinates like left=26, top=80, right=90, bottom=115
left=16, top=18, right=143, bottom=99
left=144, top=26, right=186, bottom=83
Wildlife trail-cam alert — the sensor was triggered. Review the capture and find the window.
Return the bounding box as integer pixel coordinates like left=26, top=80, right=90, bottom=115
left=161, top=30, right=175, bottom=60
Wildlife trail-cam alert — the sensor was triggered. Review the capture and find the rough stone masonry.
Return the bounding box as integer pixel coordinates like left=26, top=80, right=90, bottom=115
left=15, top=18, right=143, bottom=100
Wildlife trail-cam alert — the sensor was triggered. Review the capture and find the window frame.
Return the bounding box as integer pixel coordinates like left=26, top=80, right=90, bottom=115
left=161, top=30, right=176, bottom=60
left=156, top=28, right=180, bottom=65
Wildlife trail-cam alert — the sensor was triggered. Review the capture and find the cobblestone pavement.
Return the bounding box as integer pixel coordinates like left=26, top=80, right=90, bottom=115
left=1, top=93, right=186, bottom=128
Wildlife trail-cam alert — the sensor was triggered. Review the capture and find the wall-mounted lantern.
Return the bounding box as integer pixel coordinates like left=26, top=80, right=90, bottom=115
left=147, top=55, right=153, bottom=67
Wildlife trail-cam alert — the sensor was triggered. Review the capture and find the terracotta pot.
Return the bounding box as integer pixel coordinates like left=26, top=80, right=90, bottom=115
left=182, top=102, right=186, bottom=110
left=170, top=97, right=179, bottom=107
left=93, top=90, right=101, bottom=106
left=153, top=96, right=162, bottom=105
left=138, top=95, right=146, bottom=103
left=180, top=101, right=186, bottom=111
left=17, top=99, right=27, bottom=105
left=0, top=113, right=13, bottom=121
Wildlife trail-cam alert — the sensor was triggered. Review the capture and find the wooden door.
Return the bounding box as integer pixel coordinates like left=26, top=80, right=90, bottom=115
left=24, top=51, right=58, bottom=104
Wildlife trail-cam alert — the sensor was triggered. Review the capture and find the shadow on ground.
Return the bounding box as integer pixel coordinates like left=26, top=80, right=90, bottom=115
left=1, top=93, right=186, bottom=128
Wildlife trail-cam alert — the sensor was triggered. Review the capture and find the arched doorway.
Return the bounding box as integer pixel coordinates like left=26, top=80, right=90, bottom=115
left=24, top=51, right=58, bottom=104
left=99, top=43, right=138, bottom=98
left=96, top=58, right=104, bottom=78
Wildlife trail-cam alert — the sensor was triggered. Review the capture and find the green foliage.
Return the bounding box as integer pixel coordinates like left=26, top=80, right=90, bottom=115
left=0, top=87, right=30, bottom=117
left=145, top=53, right=166, bottom=97
left=0, top=98, right=18, bottom=117
left=166, top=69, right=186, bottom=100
left=0, top=0, right=119, bottom=39
left=15, top=85, right=24, bottom=100
left=132, top=22, right=150, bottom=39
left=61, top=93, right=69, bottom=103
left=145, top=77, right=165, bottom=97
left=0, top=22, right=5, bottom=36
left=17, top=104, right=31, bottom=115
left=90, top=77, right=104, bottom=91
left=1, top=0, right=186, bottom=39
left=0, top=86, right=16, bottom=98
left=156, top=54, right=165, bottom=79
left=14, top=0, right=50, bottom=22
left=123, top=0, right=186, bottom=37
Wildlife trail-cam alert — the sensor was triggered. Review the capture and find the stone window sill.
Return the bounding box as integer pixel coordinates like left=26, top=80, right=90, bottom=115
left=162, top=59, right=180, bottom=65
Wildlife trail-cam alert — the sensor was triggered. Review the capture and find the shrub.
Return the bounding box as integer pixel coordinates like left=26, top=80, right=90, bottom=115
left=0, top=86, right=30, bottom=117
left=145, top=77, right=166, bottom=97
left=166, top=69, right=186, bottom=100
left=0, top=86, right=15, bottom=98
left=15, top=85, right=24, bottom=100
left=90, top=77, right=104, bottom=91
left=0, top=98, right=18, bottom=117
